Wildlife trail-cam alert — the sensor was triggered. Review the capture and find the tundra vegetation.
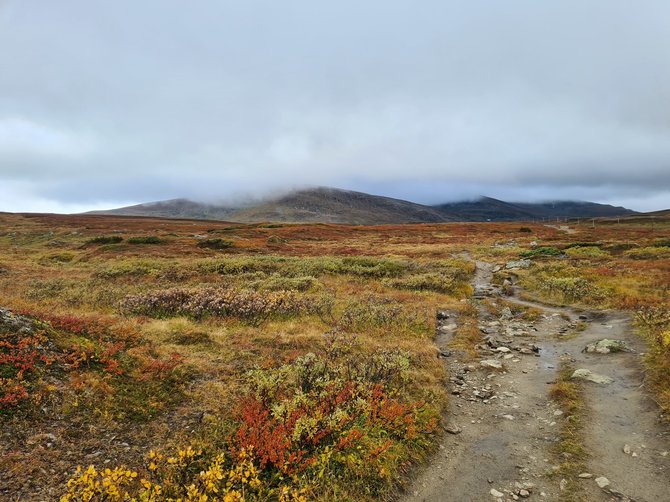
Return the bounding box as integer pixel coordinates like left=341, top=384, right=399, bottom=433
left=0, top=213, right=667, bottom=500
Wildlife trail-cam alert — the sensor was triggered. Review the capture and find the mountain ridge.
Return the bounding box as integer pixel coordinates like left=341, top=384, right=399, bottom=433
left=87, top=187, right=638, bottom=224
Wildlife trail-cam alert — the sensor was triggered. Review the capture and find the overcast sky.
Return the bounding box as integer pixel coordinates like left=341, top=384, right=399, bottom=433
left=1, top=1, right=669, bottom=213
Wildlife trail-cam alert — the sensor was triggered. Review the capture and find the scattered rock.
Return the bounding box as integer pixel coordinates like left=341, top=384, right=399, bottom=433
left=559, top=479, right=568, bottom=491
left=595, top=477, right=610, bottom=489
left=481, top=359, right=503, bottom=370
left=437, top=311, right=451, bottom=320
left=505, top=259, right=533, bottom=270
left=570, top=369, right=614, bottom=385
left=578, top=473, right=593, bottom=479
left=501, top=414, right=515, bottom=420
left=583, top=339, right=630, bottom=354
left=519, top=489, right=530, bottom=498
left=496, top=347, right=511, bottom=353
left=623, top=444, right=631, bottom=455
left=490, top=488, right=504, bottom=498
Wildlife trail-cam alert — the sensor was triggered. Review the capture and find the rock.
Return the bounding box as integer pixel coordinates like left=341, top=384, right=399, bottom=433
left=583, top=339, right=630, bottom=354
left=496, top=347, right=511, bottom=353
left=437, top=311, right=450, bottom=320
left=578, top=473, right=593, bottom=479
left=559, top=479, right=568, bottom=491
left=500, top=307, right=514, bottom=320
left=490, top=488, right=504, bottom=498
left=438, top=349, right=452, bottom=358
left=505, top=259, right=533, bottom=270
left=481, top=359, right=503, bottom=370
left=444, top=424, right=462, bottom=435
left=570, top=369, right=614, bottom=385
left=595, top=477, right=610, bottom=489
left=518, top=489, right=530, bottom=498
left=439, top=323, right=458, bottom=332
left=578, top=314, right=588, bottom=320
left=623, top=444, right=631, bottom=455
left=501, top=414, right=515, bottom=420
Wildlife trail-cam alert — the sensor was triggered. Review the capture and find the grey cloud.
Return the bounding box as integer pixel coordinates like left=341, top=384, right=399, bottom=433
left=0, top=0, right=669, bottom=212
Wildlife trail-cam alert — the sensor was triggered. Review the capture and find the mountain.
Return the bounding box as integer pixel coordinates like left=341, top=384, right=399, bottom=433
left=88, top=188, right=637, bottom=224
left=88, top=198, right=239, bottom=220
left=433, top=196, right=636, bottom=221
left=89, top=187, right=455, bottom=225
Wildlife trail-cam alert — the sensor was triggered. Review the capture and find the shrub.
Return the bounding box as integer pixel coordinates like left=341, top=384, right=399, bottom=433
left=565, top=246, right=609, bottom=259
left=120, top=287, right=319, bottom=324
left=519, top=227, right=532, bottom=233
left=127, top=236, right=162, bottom=245
left=87, top=236, right=123, bottom=245
left=624, top=247, right=670, bottom=260
left=197, top=238, right=234, bottom=250
left=520, top=246, right=564, bottom=259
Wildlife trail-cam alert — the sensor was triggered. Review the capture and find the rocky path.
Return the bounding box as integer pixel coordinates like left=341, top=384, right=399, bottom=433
left=403, top=261, right=670, bottom=502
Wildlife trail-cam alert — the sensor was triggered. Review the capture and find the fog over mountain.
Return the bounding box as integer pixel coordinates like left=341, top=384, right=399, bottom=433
left=0, top=1, right=669, bottom=213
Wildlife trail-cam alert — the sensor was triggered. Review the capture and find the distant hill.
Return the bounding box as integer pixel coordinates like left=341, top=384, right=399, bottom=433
left=89, top=187, right=455, bottom=225
left=88, top=187, right=637, bottom=224
left=434, top=196, right=637, bottom=221
left=88, top=198, right=239, bottom=220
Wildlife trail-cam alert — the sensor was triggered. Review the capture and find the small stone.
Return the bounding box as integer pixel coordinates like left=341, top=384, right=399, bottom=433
left=553, top=410, right=563, bottom=416
left=445, top=425, right=462, bottom=435
left=502, top=414, right=515, bottom=420
left=496, top=347, right=511, bottom=353
left=490, top=488, right=504, bottom=498
left=623, top=444, right=631, bottom=455
left=595, top=477, right=610, bottom=489
left=519, top=489, right=530, bottom=498
left=570, top=369, right=613, bottom=385
left=661, top=451, right=669, bottom=457
left=578, top=473, right=593, bottom=479
left=559, top=479, right=568, bottom=491
left=481, top=359, right=503, bottom=370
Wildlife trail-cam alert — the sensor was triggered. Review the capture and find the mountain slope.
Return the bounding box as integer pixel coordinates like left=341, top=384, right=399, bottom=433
left=433, top=196, right=636, bottom=221
left=227, top=187, right=454, bottom=224
left=89, top=188, right=456, bottom=224
left=88, top=199, right=239, bottom=220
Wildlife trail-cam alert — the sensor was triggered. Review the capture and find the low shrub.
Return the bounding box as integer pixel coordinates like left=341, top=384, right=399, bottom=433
left=520, top=247, right=563, bottom=259
left=120, top=287, right=319, bottom=324
left=87, top=236, right=123, bottom=245
left=127, top=236, right=162, bottom=245
left=519, top=227, right=532, bottom=233
left=565, top=246, right=609, bottom=259
left=197, top=238, right=235, bottom=250
left=63, top=334, right=439, bottom=500
left=624, top=247, right=670, bottom=260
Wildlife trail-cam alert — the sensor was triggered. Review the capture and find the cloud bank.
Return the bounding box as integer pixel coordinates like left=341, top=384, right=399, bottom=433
left=0, top=1, right=669, bottom=212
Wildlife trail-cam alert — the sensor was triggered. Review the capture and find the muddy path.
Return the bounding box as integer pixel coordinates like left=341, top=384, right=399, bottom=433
left=403, top=261, right=670, bottom=502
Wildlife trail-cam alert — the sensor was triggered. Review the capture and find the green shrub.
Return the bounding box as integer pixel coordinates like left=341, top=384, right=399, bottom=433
left=520, top=247, right=563, bottom=259
left=87, top=235, right=123, bottom=245
left=197, top=238, right=235, bottom=250
left=127, top=236, right=162, bottom=244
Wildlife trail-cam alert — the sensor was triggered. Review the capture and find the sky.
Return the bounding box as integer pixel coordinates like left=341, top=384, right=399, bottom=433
left=0, top=1, right=669, bottom=213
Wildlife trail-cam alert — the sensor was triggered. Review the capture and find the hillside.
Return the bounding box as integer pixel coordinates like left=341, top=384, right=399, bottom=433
left=90, top=187, right=455, bottom=224
left=89, top=187, right=637, bottom=224
left=434, top=196, right=636, bottom=221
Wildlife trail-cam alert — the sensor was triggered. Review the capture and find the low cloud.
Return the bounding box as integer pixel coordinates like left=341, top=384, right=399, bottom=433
left=0, top=1, right=668, bottom=212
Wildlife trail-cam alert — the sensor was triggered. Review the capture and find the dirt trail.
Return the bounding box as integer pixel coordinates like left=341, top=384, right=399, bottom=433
left=403, top=261, right=670, bottom=502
